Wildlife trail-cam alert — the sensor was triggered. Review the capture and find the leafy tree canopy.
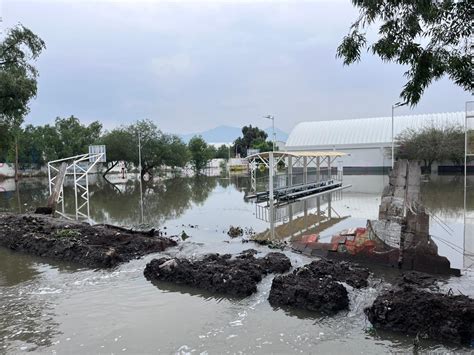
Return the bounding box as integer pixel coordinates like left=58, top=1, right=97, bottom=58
left=0, top=24, right=45, bottom=128
left=337, top=0, right=472, bottom=105
left=214, top=144, right=230, bottom=160
left=188, top=136, right=214, bottom=172
left=395, top=124, right=465, bottom=171
left=233, top=125, right=271, bottom=157
left=54, top=115, right=102, bottom=157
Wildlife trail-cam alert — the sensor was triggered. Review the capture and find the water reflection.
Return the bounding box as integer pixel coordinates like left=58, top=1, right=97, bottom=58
left=255, top=192, right=350, bottom=241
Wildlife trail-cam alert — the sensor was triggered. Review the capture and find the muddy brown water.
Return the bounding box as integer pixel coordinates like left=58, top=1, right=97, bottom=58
left=0, top=174, right=473, bottom=353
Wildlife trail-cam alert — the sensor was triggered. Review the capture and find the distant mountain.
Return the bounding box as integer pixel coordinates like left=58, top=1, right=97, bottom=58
left=180, top=125, right=288, bottom=144
left=264, top=127, right=289, bottom=143
left=181, top=125, right=241, bottom=144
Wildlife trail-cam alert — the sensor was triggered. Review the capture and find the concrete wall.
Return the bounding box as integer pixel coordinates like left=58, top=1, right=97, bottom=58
left=0, top=163, right=15, bottom=178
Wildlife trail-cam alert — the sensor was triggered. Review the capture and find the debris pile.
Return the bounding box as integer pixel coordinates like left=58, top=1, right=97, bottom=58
left=144, top=249, right=291, bottom=297
left=0, top=213, right=177, bottom=268
left=268, top=259, right=369, bottom=314
left=292, top=160, right=459, bottom=276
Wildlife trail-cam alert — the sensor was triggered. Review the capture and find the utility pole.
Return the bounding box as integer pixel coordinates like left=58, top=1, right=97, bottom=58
left=391, top=102, right=407, bottom=169
left=264, top=115, right=276, bottom=151
left=138, top=132, right=142, bottom=177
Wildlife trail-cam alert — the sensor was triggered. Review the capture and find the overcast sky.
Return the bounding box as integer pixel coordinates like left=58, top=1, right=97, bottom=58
left=1, top=0, right=471, bottom=134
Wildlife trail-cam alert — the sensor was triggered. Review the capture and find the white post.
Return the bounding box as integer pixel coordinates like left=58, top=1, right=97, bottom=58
left=272, top=116, right=275, bottom=152
left=269, top=152, right=275, bottom=240
left=138, top=133, right=142, bottom=177
left=391, top=104, right=395, bottom=169
left=288, top=156, right=293, bottom=186
left=303, top=156, right=307, bottom=184
left=316, top=156, right=320, bottom=183
left=73, top=161, right=78, bottom=220
left=327, top=155, right=331, bottom=180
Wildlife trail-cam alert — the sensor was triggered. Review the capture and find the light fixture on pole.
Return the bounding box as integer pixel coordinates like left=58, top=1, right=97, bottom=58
left=264, top=115, right=275, bottom=151
left=391, top=102, right=407, bottom=169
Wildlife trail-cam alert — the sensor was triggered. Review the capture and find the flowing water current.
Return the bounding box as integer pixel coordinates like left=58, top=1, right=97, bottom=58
left=0, top=174, right=473, bottom=354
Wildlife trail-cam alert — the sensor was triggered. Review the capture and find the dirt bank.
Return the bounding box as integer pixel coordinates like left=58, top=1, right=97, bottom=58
left=0, top=213, right=177, bottom=268
left=268, top=259, right=370, bottom=314
left=144, top=249, right=291, bottom=297
left=366, top=284, right=473, bottom=346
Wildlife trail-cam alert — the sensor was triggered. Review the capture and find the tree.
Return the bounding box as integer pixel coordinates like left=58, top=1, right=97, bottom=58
left=128, top=119, right=169, bottom=177
left=232, top=125, right=270, bottom=157
left=337, top=1, right=472, bottom=106
left=215, top=144, right=230, bottom=160
left=188, top=136, right=213, bottom=172
left=163, top=135, right=190, bottom=170
left=395, top=124, right=465, bottom=172
left=1, top=24, right=46, bottom=180
left=54, top=116, right=102, bottom=157
left=100, top=128, right=136, bottom=176
left=0, top=25, right=45, bottom=128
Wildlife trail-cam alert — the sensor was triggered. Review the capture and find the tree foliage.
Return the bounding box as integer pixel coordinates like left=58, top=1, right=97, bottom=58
left=0, top=24, right=46, bottom=128
left=54, top=115, right=102, bottom=157
left=337, top=0, right=472, bottom=105
left=395, top=124, right=465, bottom=171
left=232, top=125, right=272, bottom=157
left=4, top=116, right=101, bottom=165
left=214, top=144, right=230, bottom=160
left=188, top=136, right=213, bottom=172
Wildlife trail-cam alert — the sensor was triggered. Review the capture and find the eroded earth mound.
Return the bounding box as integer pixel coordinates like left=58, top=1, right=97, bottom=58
left=144, top=249, right=291, bottom=297
left=0, top=213, right=177, bottom=268
left=365, top=284, right=474, bottom=346
left=268, top=259, right=370, bottom=314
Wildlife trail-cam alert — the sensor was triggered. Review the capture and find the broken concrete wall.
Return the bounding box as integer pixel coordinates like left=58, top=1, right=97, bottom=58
left=371, top=160, right=437, bottom=258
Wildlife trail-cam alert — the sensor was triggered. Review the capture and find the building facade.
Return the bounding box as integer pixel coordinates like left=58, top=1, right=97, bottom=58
left=285, top=112, right=467, bottom=173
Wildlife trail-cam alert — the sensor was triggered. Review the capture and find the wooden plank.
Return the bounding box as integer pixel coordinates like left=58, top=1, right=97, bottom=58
left=47, top=162, right=68, bottom=211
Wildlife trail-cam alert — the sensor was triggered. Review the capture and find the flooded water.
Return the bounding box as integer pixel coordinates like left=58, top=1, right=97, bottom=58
left=0, top=173, right=473, bottom=353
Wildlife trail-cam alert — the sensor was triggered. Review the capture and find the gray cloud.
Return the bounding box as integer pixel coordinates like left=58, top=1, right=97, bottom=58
left=3, top=0, right=471, bottom=134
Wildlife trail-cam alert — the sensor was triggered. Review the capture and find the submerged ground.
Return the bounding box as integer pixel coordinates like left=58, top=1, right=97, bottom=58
left=0, top=173, right=473, bottom=353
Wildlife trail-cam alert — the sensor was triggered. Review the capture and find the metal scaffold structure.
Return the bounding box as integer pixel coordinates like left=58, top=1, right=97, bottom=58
left=48, top=146, right=106, bottom=220
left=246, top=151, right=351, bottom=239
left=464, top=102, right=474, bottom=269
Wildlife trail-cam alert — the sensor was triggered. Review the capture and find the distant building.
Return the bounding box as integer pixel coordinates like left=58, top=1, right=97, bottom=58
left=285, top=112, right=467, bottom=173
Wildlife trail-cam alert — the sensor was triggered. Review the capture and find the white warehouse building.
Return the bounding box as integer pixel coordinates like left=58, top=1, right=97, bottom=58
left=285, top=112, right=466, bottom=173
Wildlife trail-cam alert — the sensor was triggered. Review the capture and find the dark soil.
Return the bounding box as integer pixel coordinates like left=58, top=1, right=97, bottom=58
left=268, top=259, right=370, bottom=314
left=365, top=285, right=474, bottom=346
left=0, top=213, right=177, bottom=268
left=227, top=226, right=243, bottom=238
left=144, top=249, right=291, bottom=297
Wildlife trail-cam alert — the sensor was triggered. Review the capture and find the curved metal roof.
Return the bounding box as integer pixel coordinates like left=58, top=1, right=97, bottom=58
left=286, top=112, right=465, bottom=149
left=246, top=151, right=346, bottom=160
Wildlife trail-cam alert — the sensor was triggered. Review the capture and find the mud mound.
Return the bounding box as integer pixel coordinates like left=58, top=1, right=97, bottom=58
left=269, top=268, right=349, bottom=314
left=268, top=259, right=369, bottom=314
left=305, top=259, right=370, bottom=289
left=0, top=213, right=177, bottom=268
left=365, top=286, right=474, bottom=346
left=268, top=260, right=369, bottom=314
left=144, top=249, right=291, bottom=297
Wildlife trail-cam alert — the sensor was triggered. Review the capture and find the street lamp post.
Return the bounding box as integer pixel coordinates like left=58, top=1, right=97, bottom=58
left=391, top=102, right=407, bottom=169
left=264, top=115, right=275, bottom=151
left=138, top=132, right=142, bottom=174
